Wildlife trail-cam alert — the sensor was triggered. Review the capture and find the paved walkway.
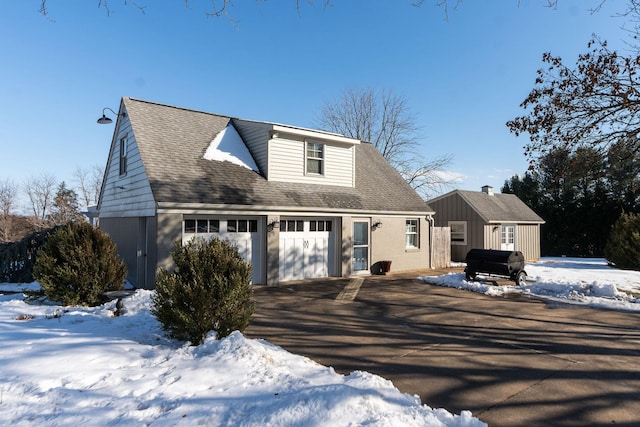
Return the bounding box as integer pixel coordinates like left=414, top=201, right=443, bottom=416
left=245, top=269, right=640, bottom=427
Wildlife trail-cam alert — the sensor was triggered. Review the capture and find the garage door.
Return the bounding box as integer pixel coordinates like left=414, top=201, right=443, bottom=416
left=182, top=218, right=262, bottom=284
left=279, top=219, right=335, bottom=281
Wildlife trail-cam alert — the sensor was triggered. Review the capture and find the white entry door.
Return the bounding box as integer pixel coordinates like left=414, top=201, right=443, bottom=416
left=501, top=224, right=515, bottom=251
left=279, top=219, right=334, bottom=281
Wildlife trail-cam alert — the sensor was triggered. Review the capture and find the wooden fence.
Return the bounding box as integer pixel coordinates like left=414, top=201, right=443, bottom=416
left=431, top=226, right=451, bottom=269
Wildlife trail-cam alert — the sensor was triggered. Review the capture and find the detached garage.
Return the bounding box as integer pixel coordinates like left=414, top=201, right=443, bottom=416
left=98, top=97, right=435, bottom=288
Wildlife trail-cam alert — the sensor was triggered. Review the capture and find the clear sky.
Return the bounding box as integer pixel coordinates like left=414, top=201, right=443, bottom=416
left=0, top=0, right=632, bottom=206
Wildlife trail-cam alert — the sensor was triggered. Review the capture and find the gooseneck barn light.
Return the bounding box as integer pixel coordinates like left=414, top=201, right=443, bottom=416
left=97, top=107, right=126, bottom=124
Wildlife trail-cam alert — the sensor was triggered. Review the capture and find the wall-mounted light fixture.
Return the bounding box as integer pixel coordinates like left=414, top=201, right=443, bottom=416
left=372, top=220, right=383, bottom=230
left=493, top=225, right=500, bottom=232
left=267, top=217, right=280, bottom=232
left=97, top=107, right=127, bottom=124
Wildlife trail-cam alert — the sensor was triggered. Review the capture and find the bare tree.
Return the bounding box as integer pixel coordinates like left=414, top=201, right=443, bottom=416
left=506, top=37, right=640, bottom=168
left=73, top=165, right=104, bottom=210
left=23, top=173, right=57, bottom=228
left=316, top=87, right=454, bottom=199
left=0, top=179, right=19, bottom=242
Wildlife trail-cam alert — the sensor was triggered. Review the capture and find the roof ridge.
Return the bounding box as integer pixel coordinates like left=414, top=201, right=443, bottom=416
left=124, top=97, right=231, bottom=120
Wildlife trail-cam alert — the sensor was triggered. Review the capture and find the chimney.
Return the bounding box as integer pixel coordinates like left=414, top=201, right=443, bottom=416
left=481, top=185, right=494, bottom=196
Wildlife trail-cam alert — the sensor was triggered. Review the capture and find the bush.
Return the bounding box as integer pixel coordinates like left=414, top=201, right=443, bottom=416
left=604, top=212, right=640, bottom=270
left=152, top=238, right=254, bottom=345
left=33, top=222, right=127, bottom=306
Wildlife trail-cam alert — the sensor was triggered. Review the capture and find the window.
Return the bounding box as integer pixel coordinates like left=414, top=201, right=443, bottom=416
left=227, top=219, right=257, bottom=233
left=309, top=220, right=332, bottom=232
left=119, top=136, right=128, bottom=176
left=281, top=220, right=304, bottom=232
left=184, top=219, right=219, bottom=234
left=405, top=219, right=419, bottom=248
left=449, top=221, right=467, bottom=245
left=306, top=141, right=324, bottom=175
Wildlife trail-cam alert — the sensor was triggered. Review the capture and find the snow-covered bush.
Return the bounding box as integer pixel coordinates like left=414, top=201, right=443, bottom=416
left=151, top=238, right=254, bottom=345
left=604, top=212, right=640, bottom=270
left=33, top=221, right=127, bottom=306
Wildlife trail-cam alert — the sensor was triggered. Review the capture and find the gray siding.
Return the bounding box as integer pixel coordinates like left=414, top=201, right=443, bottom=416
left=232, top=119, right=270, bottom=176
left=431, top=192, right=484, bottom=261
left=99, top=113, right=156, bottom=218
left=517, top=224, right=541, bottom=261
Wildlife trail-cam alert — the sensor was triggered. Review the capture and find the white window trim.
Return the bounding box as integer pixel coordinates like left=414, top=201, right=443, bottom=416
left=305, top=140, right=324, bottom=176
left=405, top=218, right=419, bottom=249
left=449, top=221, right=467, bottom=245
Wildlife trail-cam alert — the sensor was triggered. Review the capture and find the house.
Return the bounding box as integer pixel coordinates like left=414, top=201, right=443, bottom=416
left=97, top=97, right=436, bottom=289
left=427, top=185, right=545, bottom=262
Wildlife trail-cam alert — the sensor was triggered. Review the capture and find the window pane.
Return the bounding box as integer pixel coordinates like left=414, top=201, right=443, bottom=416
left=296, top=220, right=304, bottom=231
left=184, top=219, right=196, bottom=233
left=354, top=222, right=368, bottom=246
left=280, top=221, right=287, bottom=232
left=326, top=221, right=332, bottom=232
left=227, top=220, right=237, bottom=232
left=307, top=158, right=321, bottom=174
left=196, top=219, right=208, bottom=233
left=288, top=220, right=295, bottom=231
left=318, top=221, right=325, bottom=231
left=210, top=220, right=220, bottom=232
left=238, top=220, right=248, bottom=233
left=249, top=220, right=257, bottom=232
left=310, top=221, right=317, bottom=231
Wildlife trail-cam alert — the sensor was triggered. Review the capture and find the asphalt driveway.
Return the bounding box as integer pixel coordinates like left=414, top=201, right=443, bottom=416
left=245, top=269, right=640, bottom=427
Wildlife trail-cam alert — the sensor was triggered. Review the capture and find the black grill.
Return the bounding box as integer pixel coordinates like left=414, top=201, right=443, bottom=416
left=464, top=249, right=527, bottom=285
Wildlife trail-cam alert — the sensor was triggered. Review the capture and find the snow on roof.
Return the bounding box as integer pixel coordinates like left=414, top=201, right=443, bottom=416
left=203, top=124, right=259, bottom=172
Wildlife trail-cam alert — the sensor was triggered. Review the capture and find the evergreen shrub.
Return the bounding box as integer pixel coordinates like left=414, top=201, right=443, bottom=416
left=604, top=212, right=640, bottom=270
left=33, top=221, right=127, bottom=306
left=152, top=238, right=254, bottom=345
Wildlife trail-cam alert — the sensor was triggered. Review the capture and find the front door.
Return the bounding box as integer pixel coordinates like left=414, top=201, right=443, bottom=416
left=501, top=224, right=515, bottom=251
left=353, top=220, right=369, bottom=273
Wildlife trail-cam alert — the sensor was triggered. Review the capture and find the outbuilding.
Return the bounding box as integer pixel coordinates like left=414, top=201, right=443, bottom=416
left=427, top=186, right=544, bottom=262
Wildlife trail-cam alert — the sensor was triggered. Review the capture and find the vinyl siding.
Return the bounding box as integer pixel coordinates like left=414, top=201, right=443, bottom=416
left=431, top=193, right=484, bottom=261
left=232, top=119, right=270, bottom=176
left=99, top=114, right=156, bottom=218
left=268, top=135, right=355, bottom=187
left=517, top=224, right=541, bottom=261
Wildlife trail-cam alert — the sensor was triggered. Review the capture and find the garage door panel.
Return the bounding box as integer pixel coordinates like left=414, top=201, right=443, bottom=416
left=279, top=219, right=333, bottom=281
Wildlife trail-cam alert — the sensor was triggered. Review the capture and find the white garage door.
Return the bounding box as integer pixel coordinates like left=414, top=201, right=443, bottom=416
left=279, top=219, right=335, bottom=281
left=182, top=218, right=261, bottom=284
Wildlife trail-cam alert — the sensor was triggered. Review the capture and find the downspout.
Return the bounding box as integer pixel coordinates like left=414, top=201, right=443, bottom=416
left=427, top=215, right=434, bottom=269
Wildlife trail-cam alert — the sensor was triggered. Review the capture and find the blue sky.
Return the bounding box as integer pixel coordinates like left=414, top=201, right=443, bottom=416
left=0, top=0, right=632, bottom=204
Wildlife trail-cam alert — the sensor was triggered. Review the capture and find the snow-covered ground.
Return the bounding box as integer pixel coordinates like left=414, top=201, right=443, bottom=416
left=420, top=257, right=640, bottom=312
left=1, top=257, right=638, bottom=426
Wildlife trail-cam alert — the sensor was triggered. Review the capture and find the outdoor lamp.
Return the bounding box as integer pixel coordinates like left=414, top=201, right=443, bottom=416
left=97, top=107, right=126, bottom=124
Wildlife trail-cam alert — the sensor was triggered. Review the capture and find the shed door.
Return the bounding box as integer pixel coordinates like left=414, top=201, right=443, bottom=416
left=501, top=224, right=515, bottom=251
left=279, top=219, right=334, bottom=281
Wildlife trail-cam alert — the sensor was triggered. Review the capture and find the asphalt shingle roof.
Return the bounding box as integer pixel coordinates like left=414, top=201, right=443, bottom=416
left=123, top=97, right=432, bottom=214
left=455, top=190, right=544, bottom=223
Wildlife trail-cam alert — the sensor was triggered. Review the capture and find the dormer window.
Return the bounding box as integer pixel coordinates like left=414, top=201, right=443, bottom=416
left=306, top=141, right=324, bottom=175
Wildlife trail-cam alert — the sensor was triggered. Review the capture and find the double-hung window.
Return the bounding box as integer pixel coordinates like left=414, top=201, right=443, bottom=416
left=406, top=219, right=419, bottom=248
left=306, top=141, right=324, bottom=175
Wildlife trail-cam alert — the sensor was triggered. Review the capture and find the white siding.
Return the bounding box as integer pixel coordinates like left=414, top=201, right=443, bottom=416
left=99, top=114, right=156, bottom=218
left=268, top=136, right=355, bottom=187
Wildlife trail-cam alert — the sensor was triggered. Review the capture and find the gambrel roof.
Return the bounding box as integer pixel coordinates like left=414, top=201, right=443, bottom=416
left=429, top=189, right=544, bottom=224
left=122, top=97, right=433, bottom=214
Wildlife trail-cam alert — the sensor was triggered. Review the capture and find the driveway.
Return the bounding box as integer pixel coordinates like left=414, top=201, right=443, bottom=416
left=245, top=270, right=640, bottom=427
